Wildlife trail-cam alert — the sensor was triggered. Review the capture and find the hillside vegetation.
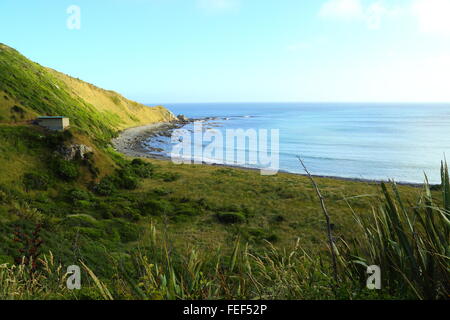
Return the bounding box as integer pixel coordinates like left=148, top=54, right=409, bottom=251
left=0, top=44, right=447, bottom=300
left=0, top=43, right=174, bottom=140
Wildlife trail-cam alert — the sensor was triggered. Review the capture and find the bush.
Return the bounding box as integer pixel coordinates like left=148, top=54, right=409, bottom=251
left=23, top=173, right=50, bottom=191
left=67, top=188, right=93, bottom=203
left=93, top=177, right=117, bottom=196
left=116, top=160, right=155, bottom=179
left=139, top=199, right=172, bottom=216
left=63, top=214, right=100, bottom=228
left=95, top=199, right=141, bottom=221
left=131, top=162, right=154, bottom=178
left=158, top=172, right=181, bottom=182
left=44, top=130, right=73, bottom=148
left=74, top=200, right=92, bottom=209
left=11, top=105, right=25, bottom=118
left=51, top=157, right=79, bottom=181
left=175, top=207, right=199, bottom=217
left=151, top=188, right=172, bottom=196
left=106, top=219, right=140, bottom=242
left=131, top=158, right=145, bottom=166
left=116, top=173, right=139, bottom=190
left=217, top=212, right=246, bottom=224
left=77, top=227, right=103, bottom=240
left=246, top=228, right=279, bottom=243
left=272, top=214, right=285, bottom=223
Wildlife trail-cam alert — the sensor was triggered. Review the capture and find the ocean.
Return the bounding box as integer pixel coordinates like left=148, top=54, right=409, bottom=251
left=145, top=102, right=450, bottom=184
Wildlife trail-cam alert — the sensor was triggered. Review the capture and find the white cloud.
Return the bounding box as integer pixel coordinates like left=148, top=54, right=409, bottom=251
left=412, top=0, right=450, bottom=36
left=197, top=0, right=239, bottom=13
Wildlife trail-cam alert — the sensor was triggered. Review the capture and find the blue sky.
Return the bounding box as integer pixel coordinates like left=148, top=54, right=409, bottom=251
left=1, top=0, right=450, bottom=103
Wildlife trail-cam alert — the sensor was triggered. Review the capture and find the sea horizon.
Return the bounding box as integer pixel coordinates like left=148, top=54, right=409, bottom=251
left=144, top=102, right=450, bottom=184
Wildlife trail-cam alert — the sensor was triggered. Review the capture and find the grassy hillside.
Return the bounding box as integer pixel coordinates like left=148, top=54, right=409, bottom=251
left=0, top=43, right=175, bottom=141
left=0, top=44, right=447, bottom=300
left=0, top=43, right=175, bottom=185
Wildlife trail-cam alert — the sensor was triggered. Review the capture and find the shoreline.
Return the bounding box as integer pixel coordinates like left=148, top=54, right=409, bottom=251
left=112, top=121, right=430, bottom=188
left=112, top=122, right=178, bottom=159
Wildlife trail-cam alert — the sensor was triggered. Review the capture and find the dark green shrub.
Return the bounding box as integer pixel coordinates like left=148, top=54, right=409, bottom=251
left=95, top=199, right=140, bottom=221
left=74, top=200, right=92, bottom=209
left=217, top=212, right=245, bottom=224
left=131, top=163, right=154, bottom=178
left=124, top=209, right=141, bottom=222
left=63, top=214, right=99, bottom=228
left=159, top=172, right=181, bottom=182
left=196, top=198, right=213, bottom=210
left=151, top=188, right=172, bottom=196
left=11, top=105, right=25, bottom=118
left=67, top=188, right=93, bottom=203
left=23, top=173, right=50, bottom=191
left=175, top=207, right=199, bottom=217
left=131, top=158, right=145, bottom=166
left=167, top=203, right=201, bottom=222
left=93, top=177, right=117, bottom=196
left=272, top=214, right=285, bottom=223
left=44, top=130, right=73, bottom=148
left=107, top=219, right=140, bottom=242
left=77, top=227, right=103, bottom=240
left=100, top=209, right=114, bottom=219
left=265, top=233, right=279, bottom=243
left=247, top=228, right=279, bottom=243
left=116, top=173, right=139, bottom=190
left=139, top=199, right=172, bottom=216
left=51, top=157, right=79, bottom=181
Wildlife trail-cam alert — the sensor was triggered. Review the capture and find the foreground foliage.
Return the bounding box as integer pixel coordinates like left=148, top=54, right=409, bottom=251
left=344, top=163, right=450, bottom=299
left=1, top=164, right=448, bottom=300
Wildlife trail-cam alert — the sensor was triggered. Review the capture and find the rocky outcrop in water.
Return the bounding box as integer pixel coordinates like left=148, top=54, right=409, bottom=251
left=177, top=114, right=189, bottom=123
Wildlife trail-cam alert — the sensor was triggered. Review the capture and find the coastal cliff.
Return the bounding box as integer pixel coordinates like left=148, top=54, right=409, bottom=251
left=0, top=43, right=175, bottom=184
left=0, top=43, right=175, bottom=138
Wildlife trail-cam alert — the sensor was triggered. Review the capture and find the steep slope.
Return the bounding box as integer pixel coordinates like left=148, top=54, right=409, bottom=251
left=0, top=43, right=175, bottom=187
left=0, top=44, right=181, bottom=276
left=0, top=43, right=175, bottom=142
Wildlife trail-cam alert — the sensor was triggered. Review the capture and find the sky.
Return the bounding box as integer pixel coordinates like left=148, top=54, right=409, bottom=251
left=1, top=0, right=450, bottom=103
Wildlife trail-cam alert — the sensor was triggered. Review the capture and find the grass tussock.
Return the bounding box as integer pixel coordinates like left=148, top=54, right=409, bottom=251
left=343, top=162, right=450, bottom=299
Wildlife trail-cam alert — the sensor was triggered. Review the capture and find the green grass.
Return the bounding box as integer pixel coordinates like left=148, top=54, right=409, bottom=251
left=343, top=164, right=450, bottom=299
left=0, top=43, right=447, bottom=300
left=0, top=124, right=444, bottom=299
left=0, top=46, right=115, bottom=142
left=0, top=43, right=174, bottom=144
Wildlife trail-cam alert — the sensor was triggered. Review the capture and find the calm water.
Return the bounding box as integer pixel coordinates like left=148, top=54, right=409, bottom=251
left=146, top=103, right=450, bottom=184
